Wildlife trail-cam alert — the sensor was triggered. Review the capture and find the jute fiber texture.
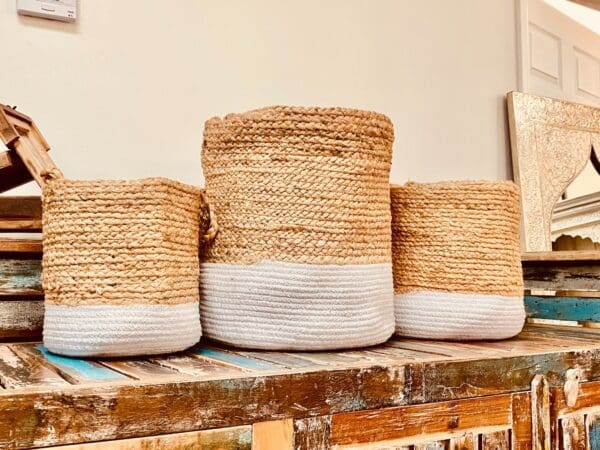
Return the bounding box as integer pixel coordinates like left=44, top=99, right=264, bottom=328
left=391, top=181, right=525, bottom=340
left=42, top=178, right=205, bottom=357
left=201, top=106, right=395, bottom=350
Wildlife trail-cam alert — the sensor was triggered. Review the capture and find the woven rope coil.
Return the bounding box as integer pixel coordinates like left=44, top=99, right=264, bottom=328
left=43, top=178, right=205, bottom=306
left=391, top=181, right=523, bottom=297
left=200, top=106, right=396, bottom=350
left=202, top=106, right=394, bottom=265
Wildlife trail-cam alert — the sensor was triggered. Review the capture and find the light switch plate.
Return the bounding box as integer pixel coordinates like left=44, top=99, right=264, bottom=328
left=17, top=0, right=77, bottom=23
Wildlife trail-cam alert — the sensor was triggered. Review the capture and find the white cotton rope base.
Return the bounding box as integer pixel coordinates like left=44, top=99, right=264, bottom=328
left=394, top=291, right=526, bottom=340
left=200, top=261, right=395, bottom=350
left=43, top=302, right=201, bottom=357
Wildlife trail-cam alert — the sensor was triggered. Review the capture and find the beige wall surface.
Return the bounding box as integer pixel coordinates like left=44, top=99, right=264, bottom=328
left=0, top=0, right=518, bottom=194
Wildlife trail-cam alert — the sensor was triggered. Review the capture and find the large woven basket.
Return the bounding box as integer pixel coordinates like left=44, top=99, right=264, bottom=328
left=42, top=178, right=207, bottom=357
left=391, top=181, right=525, bottom=340
left=201, top=106, right=395, bottom=350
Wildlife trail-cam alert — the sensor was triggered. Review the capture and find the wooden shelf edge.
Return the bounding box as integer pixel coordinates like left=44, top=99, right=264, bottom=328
left=522, top=250, right=600, bottom=263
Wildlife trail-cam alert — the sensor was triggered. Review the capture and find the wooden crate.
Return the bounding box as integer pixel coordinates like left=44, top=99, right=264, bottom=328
left=522, top=251, right=600, bottom=328
left=0, top=196, right=43, bottom=340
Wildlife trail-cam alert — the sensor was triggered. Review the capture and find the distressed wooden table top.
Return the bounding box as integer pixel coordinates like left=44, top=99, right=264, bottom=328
left=2, top=323, right=600, bottom=448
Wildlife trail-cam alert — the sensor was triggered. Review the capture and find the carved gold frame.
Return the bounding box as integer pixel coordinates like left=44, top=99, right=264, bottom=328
left=507, top=91, right=600, bottom=252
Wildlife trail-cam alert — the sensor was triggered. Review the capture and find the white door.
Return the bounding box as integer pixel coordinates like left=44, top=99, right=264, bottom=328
left=517, top=0, right=600, bottom=106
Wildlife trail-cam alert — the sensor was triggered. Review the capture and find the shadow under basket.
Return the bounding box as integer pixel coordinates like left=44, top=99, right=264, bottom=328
left=42, top=178, right=206, bottom=357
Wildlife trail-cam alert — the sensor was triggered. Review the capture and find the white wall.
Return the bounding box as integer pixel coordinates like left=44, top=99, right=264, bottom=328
left=0, top=0, right=518, bottom=194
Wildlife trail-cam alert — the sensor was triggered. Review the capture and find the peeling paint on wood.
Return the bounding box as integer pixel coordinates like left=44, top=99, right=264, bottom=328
left=0, top=365, right=405, bottom=448
left=330, top=394, right=512, bottom=446
left=531, top=374, right=550, bottom=450
left=12, top=344, right=128, bottom=384
left=0, top=345, right=67, bottom=388
left=526, top=297, right=600, bottom=323
left=0, top=258, right=41, bottom=291
left=194, top=347, right=283, bottom=371
left=511, top=392, right=532, bottom=450
left=294, top=416, right=330, bottom=450
left=523, top=264, right=600, bottom=291
left=481, top=430, right=510, bottom=450
left=0, top=300, right=43, bottom=339
left=561, top=415, right=586, bottom=450
left=48, top=426, right=252, bottom=449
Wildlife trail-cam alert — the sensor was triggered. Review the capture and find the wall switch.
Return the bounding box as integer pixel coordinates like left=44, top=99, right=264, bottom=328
left=17, top=0, right=77, bottom=23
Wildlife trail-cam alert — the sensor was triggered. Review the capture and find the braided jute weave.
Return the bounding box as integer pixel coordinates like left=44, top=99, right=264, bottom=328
left=201, top=106, right=395, bottom=350
left=391, top=181, right=525, bottom=340
left=42, top=178, right=206, bottom=357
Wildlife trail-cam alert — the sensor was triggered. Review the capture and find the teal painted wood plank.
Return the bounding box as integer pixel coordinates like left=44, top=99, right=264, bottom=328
left=34, top=345, right=128, bottom=382
left=10, top=344, right=128, bottom=383
left=194, top=348, right=280, bottom=371
left=525, top=296, right=600, bottom=322
left=0, top=258, right=41, bottom=292
left=588, top=414, right=600, bottom=450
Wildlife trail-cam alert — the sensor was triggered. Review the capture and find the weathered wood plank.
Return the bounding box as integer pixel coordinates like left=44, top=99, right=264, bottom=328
left=450, top=433, right=475, bottom=450
left=294, top=416, right=330, bottom=450
left=194, top=347, right=284, bottom=371
left=330, top=394, right=512, bottom=446
left=98, top=359, right=187, bottom=382
left=552, top=381, right=600, bottom=418
left=586, top=414, right=600, bottom=450
left=11, top=344, right=128, bottom=384
left=0, top=299, right=43, bottom=339
left=408, top=350, right=600, bottom=404
left=0, top=238, right=42, bottom=254
left=526, top=297, right=600, bottom=323
left=253, top=419, right=293, bottom=450
left=0, top=365, right=404, bottom=449
left=0, top=345, right=67, bottom=388
left=149, top=353, right=245, bottom=379
left=511, top=392, right=532, bottom=450
left=234, top=350, right=325, bottom=370
left=415, top=441, right=449, bottom=450
left=0, top=258, right=41, bottom=292
left=522, top=251, right=600, bottom=262
left=531, top=374, right=550, bottom=450
left=38, top=425, right=253, bottom=449
left=523, top=264, right=600, bottom=291
left=561, top=415, right=586, bottom=450
left=0, top=196, right=41, bottom=231
left=481, top=430, right=510, bottom=450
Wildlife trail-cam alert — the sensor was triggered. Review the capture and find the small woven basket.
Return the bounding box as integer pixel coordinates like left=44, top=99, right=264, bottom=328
left=391, top=181, right=525, bottom=340
left=42, top=177, right=208, bottom=357
left=201, top=106, right=395, bottom=350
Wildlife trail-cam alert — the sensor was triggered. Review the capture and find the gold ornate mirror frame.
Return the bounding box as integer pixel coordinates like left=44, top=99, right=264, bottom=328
left=507, top=91, right=600, bottom=252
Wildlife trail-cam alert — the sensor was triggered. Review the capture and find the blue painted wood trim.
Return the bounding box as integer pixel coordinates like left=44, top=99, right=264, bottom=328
left=525, top=296, right=600, bottom=322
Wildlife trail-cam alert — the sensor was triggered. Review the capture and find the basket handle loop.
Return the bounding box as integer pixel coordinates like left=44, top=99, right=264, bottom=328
left=201, top=192, right=219, bottom=243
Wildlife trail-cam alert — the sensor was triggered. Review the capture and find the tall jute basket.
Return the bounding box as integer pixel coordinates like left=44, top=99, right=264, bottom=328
left=201, top=106, right=395, bottom=350
left=42, top=178, right=209, bottom=357
left=391, top=181, right=525, bottom=340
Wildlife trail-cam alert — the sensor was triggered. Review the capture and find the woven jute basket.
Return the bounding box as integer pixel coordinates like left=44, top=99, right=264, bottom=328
left=391, top=181, right=525, bottom=340
left=42, top=177, right=211, bottom=357
left=201, top=106, right=395, bottom=350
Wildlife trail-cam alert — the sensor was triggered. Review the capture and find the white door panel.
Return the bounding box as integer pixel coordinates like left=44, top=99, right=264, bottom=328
left=518, top=0, right=600, bottom=106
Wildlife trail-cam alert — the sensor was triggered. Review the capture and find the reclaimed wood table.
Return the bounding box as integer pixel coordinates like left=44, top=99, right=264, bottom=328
left=2, top=323, right=600, bottom=449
